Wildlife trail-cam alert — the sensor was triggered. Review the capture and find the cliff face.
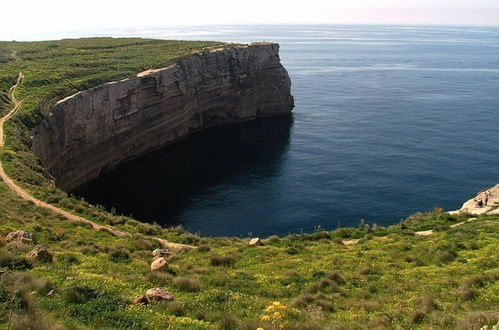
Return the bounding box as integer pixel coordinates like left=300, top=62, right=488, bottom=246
left=31, top=43, right=294, bottom=191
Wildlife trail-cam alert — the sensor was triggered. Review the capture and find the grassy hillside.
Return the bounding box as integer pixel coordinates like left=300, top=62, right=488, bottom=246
left=1, top=187, right=497, bottom=329
left=0, top=38, right=497, bottom=329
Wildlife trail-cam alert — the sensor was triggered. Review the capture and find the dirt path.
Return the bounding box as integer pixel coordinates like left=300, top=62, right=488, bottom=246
left=414, top=217, right=478, bottom=237
left=0, top=73, right=192, bottom=251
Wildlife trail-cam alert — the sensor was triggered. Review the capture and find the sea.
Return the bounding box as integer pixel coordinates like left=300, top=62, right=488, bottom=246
left=66, top=25, right=499, bottom=237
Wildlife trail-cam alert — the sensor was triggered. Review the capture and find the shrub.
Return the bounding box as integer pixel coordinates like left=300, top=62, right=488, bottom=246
left=220, top=314, right=240, bottom=329
left=433, top=225, right=450, bottom=232
left=0, top=251, right=31, bottom=270
left=265, top=235, right=280, bottom=244
left=64, top=286, right=98, bottom=304
left=210, top=255, right=235, bottom=267
left=172, top=277, right=201, bottom=292
left=429, top=311, right=455, bottom=327
left=457, top=312, right=499, bottom=330
left=436, top=250, right=457, bottom=264
left=58, top=253, right=80, bottom=264
left=466, top=241, right=479, bottom=250
left=80, top=245, right=100, bottom=255
left=167, top=301, right=186, bottom=316
left=109, top=248, right=131, bottom=263
left=458, top=285, right=476, bottom=301
left=331, top=237, right=343, bottom=245
left=325, top=271, right=345, bottom=285
left=9, top=311, right=62, bottom=330
left=411, top=310, right=426, bottom=324
left=180, top=234, right=200, bottom=245
left=196, top=245, right=211, bottom=252
left=464, top=274, right=493, bottom=288
left=418, top=295, right=437, bottom=313
left=146, top=272, right=172, bottom=286
left=291, top=293, right=334, bottom=312
left=137, top=223, right=159, bottom=235
left=131, top=236, right=154, bottom=251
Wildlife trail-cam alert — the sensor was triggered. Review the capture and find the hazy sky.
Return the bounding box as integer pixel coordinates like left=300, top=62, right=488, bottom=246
left=1, top=0, right=498, bottom=40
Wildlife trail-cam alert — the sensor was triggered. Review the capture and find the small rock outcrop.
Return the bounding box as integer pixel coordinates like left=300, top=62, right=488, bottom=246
left=449, top=183, right=499, bottom=215
left=32, top=43, right=294, bottom=191
left=27, top=244, right=53, bottom=263
left=150, top=257, right=168, bottom=271
left=6, top=230, right=36, bottom=245
left=133, top=288, right=174, bottom=304
left=152, top=248, right=171, bottom=259
left=249, top=238, right=263, bottom=246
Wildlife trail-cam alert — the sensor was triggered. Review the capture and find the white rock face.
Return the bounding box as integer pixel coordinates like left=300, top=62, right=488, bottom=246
left=150, top=257, right=168, bottom=271
left=32, top=43, right=294, bottom=191
left=249, top=238, right=263, bottom=246
left=448, top=183, right=499, bottom=215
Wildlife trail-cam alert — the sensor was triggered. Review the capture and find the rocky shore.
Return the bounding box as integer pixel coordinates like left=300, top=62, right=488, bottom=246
left=449, top=183, right=499, bottom=215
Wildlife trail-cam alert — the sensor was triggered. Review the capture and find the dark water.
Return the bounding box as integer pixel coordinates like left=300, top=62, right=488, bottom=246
left=75, top=25, right=499, bottom=237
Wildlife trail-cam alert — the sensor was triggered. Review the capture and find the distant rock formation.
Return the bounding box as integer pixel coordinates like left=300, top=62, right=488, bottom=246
left=32, top=43, right=294, bottom=191
left=448, top=183, right=499, bottom=215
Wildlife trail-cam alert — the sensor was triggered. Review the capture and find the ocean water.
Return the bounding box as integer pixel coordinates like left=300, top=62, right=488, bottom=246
left=75, top=25, right=499, bottom=237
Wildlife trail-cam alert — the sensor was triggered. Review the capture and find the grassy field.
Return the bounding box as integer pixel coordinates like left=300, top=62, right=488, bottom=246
left=0, top=38, right=498, bottom=329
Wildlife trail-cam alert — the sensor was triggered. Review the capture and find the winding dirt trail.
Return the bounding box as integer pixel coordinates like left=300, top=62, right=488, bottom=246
left=0, top=73, right=192, bottom=251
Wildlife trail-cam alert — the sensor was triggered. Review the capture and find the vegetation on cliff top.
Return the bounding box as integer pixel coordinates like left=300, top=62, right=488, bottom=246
left=0, top=185, right=498, bottom=329
left=0, top=38, right=497, bottom=329
left=0, top=38, right=229, bottom=239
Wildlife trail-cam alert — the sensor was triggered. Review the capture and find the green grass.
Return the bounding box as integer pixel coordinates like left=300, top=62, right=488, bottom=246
left=0, top=181, right=497, bottom=329
left=0, top=38, right=497, bottom=329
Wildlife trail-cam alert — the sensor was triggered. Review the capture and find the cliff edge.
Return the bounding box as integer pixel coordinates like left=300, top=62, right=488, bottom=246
left=31, top=43, right=294, bottom=191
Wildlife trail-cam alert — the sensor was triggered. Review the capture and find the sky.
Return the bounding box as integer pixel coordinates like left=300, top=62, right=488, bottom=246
left=1, top=0, right=498, bottom=40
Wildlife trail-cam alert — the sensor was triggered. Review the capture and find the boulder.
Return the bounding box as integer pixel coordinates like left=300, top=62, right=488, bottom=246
left=249, top=238, right=263, bottom=246
left=27, top=244, right=53, bottom=263
left=6, top=230, right=36, bottom=245
left=133, top=288, right=174, bottom=304
left=150, top=257, right=168, bottom=271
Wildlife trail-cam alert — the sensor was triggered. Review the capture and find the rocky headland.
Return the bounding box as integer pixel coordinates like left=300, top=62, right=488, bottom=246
left=31, top=43, right=294, bottom=191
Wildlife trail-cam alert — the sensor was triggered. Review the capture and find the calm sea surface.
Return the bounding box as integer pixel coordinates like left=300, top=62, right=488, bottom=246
left=74, top=25, right=499, bottom=237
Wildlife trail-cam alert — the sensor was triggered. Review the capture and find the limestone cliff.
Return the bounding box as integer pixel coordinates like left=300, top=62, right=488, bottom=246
left=32, top=43, right=294, bottom=191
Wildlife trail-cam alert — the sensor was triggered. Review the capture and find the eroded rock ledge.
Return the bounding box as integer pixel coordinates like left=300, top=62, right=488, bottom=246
left=32, top=43, right=294, bottom=191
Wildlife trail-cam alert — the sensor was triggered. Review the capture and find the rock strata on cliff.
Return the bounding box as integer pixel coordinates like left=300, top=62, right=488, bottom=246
left=32, top=43, right=294, bottom=191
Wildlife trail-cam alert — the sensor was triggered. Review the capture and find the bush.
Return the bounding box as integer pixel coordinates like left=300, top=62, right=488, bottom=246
left=196, top=245, right=211, bottom=252
left=9, top=311, right=62, bottom=330
left=0, top=251, right=32, bottom=270
left=210, top=255, right=235, bottom=267
left=429, top=311, right=455, bottom=327
left=457, top=312, right=499, bottom=330
left=264, top=235, right=280, bottom=244
left=80, top=245, right=100, bottom=255
left=331, top=237, right=343, bottom=245
left=146, top=272, right=172, bottom=286
left=64, top=286, right=98, bottom=304
left=167, top=301, right=186, bottom=316
left=220, top=314, right=241, bottom=329
left=325, top=271, right=345, bottom=285
left=172, top=277, right=201, bottom=292
left=411, top=310, right=426, bottom=324
left=57, top=253, right=80, bottom=264
left=436, top=250, right=457, bottom=264
left=458, top=285, right=476, bottom=301
left=109, top=248, right=131, bottom=263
